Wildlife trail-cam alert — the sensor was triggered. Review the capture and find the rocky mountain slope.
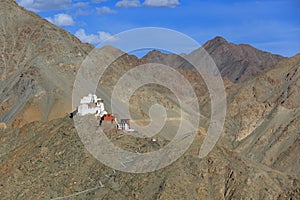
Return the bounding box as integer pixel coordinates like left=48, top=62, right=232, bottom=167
left=0, top=0, right=92, bottom=127
left=0, top=52, right=299, bottom=199
left=0, top=114, right=298, bottom=199
left=200, top=36, right=285, bottom=82
left=142, top=36, right=285, bottom=83
left=225, top=54, right=300, bottom=176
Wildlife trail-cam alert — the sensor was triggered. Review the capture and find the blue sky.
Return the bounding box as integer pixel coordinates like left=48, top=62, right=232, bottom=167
left=17, top=0, right=300, bottom=57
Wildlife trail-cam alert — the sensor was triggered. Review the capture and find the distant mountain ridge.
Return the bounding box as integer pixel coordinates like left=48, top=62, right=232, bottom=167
left=142, top=36, right=286, bottom=83
left=201, top=36, right=285, bottom=82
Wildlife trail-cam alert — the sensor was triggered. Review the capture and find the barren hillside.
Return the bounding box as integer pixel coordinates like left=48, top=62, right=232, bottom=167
left=0, top=0, right=92, bottom=127
left=0, top=54, right=299, bottom=199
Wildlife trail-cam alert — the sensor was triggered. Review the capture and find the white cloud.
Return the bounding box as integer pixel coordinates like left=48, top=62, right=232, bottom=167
left=17, top=0, right=72, bottom=11
left=75, top=29, right=117, bottom=45
left=143, top=0, right=179, bottom=8
left=115, top=0, right=179, bottom=8
left=116, top=0, right=141, bottom=8
left=92, top=0, right=107, bottom=3
left=46, top=14, right=74, bottom=27
left=96, top=6, right=117, bottom=14
left=76, top=9, right=90, bottom=16
left=73, top=2, right=89, bottom=8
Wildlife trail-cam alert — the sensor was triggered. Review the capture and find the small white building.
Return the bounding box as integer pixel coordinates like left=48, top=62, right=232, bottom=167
left=77, top=94, right=107, bottom=117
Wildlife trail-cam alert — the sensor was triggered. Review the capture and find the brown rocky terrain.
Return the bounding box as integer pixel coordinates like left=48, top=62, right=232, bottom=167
left=0, top=115, right=298, bottom=199
left=1, top=52, right=299, bottom=199
left=0, top=1, right=299, bottom=199
left=201, top=36, right=286, bottom=82
left=142, top=36, right=286, bottom=83
left=0, top=51, right=299, bottom=199
left=0, top=0, right=92, bottom=127
left=226, top=54, right=300, bottom=176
